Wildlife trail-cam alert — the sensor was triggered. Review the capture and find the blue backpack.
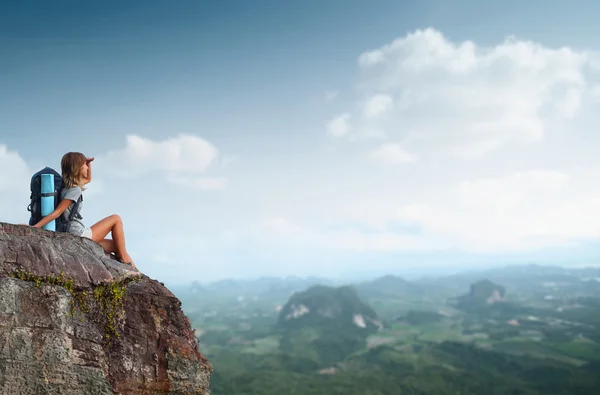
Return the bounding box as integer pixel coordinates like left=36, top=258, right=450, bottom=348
left=27, top=167, right=82, bottom=232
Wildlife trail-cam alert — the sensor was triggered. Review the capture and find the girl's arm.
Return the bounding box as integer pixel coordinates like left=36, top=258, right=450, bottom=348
left=82, top=157, right=94, bottom=184
left=32, top=198, right=74, bottom=228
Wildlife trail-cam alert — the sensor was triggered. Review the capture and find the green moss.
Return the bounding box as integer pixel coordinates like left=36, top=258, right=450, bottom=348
left=10, top=269, right=141, bottom=342
left=13, top=269, right=75, bottom=291
left=92, top=280, right=131, bottom=339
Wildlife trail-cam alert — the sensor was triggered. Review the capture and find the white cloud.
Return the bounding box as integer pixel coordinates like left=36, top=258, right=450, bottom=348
left=167, top=174, right=227, bottom=190
left=370, top=142, right=415, bottom=164
left=326, top=113, right=351, bottom=137
left=396, top=169, right=600, bottom=251
left=293, top=28, right=600, bottom=256
left=256, top=167, right=600, bottom=255
left=557, top=87, right=582, bottom=118
left=363, top=94, right=393, bottom=119
left=98, top=134, right=228, bottom=191
left=334, top=28, right=594, bottom=158
left=262, top=217, right=306, bottom=238
left=103, top=134, right=220, bottom=177
left=258, top=216, right=438, bottom=252
left=0, top=145, right=32, bottom=224
left=0, top=145, right=29, bottom=191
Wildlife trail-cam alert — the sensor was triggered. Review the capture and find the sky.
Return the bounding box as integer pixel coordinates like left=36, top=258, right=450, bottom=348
left=1, top=0, right=600, bottom=284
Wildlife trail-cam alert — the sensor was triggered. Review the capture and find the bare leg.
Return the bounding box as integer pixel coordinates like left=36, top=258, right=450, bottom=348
left=99, top=238, right=137, bottom=269
left=98, top=239, right=137, bottom=269
left=90, top=214, right=135, bottom=267
left=98, top=239, right=116, bottom=254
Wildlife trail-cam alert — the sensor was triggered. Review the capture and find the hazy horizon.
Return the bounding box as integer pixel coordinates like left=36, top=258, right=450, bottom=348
left=168, top=261, right=600, bottom=287
left=2, top=0, right=600, bottom=284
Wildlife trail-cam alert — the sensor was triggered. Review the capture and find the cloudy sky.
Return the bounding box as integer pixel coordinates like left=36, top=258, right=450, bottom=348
left=2, top=0, right=600, bottom=284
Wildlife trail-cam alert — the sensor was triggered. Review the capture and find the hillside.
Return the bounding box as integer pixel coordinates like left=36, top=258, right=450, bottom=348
left=277, top=285, right=381, bottom=366
left=454, top=279, right=507, bottom=309
left=278, top=284, right=381, bottom=331
left=469, top=279, right=507, bottom=302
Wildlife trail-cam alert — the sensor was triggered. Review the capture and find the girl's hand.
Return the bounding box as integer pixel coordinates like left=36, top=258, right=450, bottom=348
left=86, top=157, right=95, bottom=163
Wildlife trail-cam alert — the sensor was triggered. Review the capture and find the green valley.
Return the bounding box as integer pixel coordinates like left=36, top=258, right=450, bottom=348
left=171, top=265, right=600, bottom=394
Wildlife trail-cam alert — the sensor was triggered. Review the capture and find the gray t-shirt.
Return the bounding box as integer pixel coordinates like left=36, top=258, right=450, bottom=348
left=61, top=186, right=86, bottom=235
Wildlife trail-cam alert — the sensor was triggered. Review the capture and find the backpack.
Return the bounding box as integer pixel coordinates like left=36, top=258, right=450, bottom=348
left=27, top=167, right=82, bottom=232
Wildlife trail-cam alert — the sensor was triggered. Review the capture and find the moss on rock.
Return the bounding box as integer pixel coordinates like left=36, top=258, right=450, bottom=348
left=11, top=269, right=140, bottom=341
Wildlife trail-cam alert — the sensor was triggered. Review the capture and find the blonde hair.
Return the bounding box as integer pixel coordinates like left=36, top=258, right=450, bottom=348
left=61, top=152, right=87, bottom=189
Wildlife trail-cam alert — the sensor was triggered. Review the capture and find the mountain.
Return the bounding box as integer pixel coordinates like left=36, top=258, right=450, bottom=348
left=277, top=285, right=381, bottom=367
left=451, top=279, right=521, bottom=320
left=0, top=222, right=212, bottom=394
left=471, top=279, right=506, bottom=301
left=278, top=284, right=381, bottom=331
left=463, top=279, right=507, bottom=304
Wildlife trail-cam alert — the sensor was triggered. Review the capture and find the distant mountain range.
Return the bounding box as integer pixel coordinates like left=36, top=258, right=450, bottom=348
left=171, top=264, right=600, bottom=312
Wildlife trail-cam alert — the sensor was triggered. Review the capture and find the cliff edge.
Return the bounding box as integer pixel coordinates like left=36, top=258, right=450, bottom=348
left=0, top=222, right=212, bottom=395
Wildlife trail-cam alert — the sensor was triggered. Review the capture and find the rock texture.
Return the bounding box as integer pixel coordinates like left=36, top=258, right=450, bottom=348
left=0, top=222, right=212, bottom=394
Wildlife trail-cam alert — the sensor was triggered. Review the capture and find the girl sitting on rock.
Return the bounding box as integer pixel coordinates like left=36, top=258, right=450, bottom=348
left=33, top=152, right=136, bottom=269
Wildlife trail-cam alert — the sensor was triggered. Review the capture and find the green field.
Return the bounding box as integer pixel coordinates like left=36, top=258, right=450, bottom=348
left=173, top=265, right=600, bottom=394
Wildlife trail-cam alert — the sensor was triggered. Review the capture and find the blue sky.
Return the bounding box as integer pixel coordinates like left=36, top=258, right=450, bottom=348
left=2, top=0, right=600, bottom=284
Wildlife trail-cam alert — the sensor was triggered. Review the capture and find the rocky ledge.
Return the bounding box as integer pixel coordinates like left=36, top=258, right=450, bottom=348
left=0, top=222, right=212, bottom=395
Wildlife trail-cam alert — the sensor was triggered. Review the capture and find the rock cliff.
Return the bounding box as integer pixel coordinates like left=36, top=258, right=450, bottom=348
left=0, top=222, right=212, bottom=395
